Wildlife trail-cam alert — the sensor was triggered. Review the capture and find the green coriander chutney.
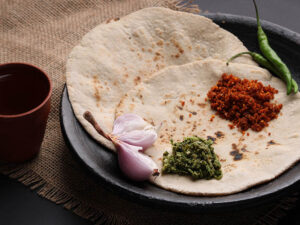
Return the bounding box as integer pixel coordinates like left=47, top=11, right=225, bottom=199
left=162, top=136, right=223, bottom=180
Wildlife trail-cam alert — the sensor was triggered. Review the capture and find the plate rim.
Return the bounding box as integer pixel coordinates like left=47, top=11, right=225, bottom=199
left=61, top=12, right=300, bottom=212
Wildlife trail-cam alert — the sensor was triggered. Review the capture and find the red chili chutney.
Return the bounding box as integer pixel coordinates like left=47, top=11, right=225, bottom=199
left=207, top=74, right=282, bottom=132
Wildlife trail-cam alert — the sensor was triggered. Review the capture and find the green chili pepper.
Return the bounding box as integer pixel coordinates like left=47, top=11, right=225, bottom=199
left=292, top=79, right=299, bottom=93
left=253, top=0, right=293, bottom=94
left=227, top=51, right=274, bottom=72
left=227, top=51, right=298, bottom=93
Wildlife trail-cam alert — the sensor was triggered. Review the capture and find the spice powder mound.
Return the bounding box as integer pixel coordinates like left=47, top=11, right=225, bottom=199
left=207, top=74, right=282, bottom=132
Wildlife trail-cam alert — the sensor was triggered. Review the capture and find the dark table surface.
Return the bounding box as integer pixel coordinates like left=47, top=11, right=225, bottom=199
left=1, top=0, right=300, bottom=225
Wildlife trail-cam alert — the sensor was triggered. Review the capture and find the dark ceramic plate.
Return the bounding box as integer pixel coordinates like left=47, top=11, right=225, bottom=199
left=61, top=13, right=300, bottom=212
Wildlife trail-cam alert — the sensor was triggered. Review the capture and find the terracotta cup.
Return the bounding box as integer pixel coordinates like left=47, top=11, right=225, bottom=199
left=0, top=63, right=52, bottom=162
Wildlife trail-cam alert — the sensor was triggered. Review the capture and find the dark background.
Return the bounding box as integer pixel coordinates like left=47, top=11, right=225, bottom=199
left=0, top=0, right=299, bottom=224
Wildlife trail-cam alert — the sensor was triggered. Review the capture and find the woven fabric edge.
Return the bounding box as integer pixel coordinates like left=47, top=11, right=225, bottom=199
left=0, top=1, right=298, bottom=224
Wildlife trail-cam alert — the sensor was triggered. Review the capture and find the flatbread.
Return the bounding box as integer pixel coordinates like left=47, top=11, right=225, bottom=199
left=116, top=58, right=300, bottom=195
left=66, top=7, right=256, bottom=151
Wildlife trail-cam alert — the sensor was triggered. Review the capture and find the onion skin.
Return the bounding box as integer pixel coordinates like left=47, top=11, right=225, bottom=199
left=117, top=129, right=157, bottom=151
left=117, top=141, right=158, bottom=181
left=113, top=114, right=157, bottom=151
left=84, top=111, right=159, bottom=181
left=113, top=114, right=148, bottom=135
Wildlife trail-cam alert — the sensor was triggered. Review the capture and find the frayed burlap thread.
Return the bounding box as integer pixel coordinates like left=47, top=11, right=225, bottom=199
left=0, top=0, right=298, bottom=224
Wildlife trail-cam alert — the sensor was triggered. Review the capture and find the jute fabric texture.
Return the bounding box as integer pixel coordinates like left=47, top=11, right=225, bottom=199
left=0, top=1, right=298, bottom=224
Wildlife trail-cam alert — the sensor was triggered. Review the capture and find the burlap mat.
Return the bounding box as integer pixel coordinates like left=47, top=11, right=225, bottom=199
left=0, top=0, right=298, bottom=224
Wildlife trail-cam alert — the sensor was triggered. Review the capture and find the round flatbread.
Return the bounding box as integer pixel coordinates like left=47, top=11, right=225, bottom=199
left=116, top=58, right=300, bottom=196
left=66, top=7, right=255, bottom=151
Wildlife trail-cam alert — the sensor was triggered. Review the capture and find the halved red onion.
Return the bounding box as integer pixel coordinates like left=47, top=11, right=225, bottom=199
left=113, top=113, right=148, bottom=136
left=84, top=111, right=159, bottom=181
left=113, top=114, right=157, bottom=150
left=117, top=129, right=157, bottom=150
left=117, top=141, right=158, bottom=181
